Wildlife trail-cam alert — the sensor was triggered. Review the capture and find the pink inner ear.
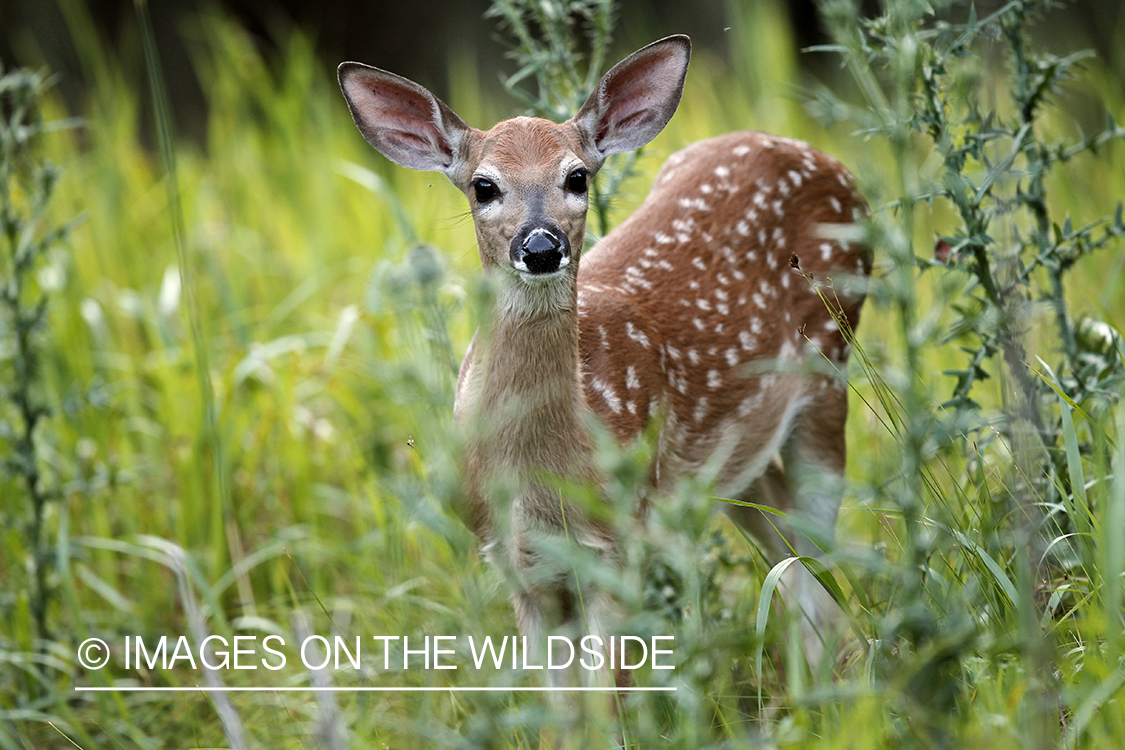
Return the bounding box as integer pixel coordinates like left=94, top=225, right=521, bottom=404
left=384, top=128, right=449, bottom=159
left=603, top=74, right=660, bottom=125
left=598, top=109, right=656, bottom=144
left=594, top=47, right=685, bottom=149
left=345, top=71, right=456, bottom=168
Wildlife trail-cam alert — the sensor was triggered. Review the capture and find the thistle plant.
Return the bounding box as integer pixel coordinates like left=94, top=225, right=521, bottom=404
left=0, top=66, right=77, bottom=683
left=810, top=0, right=1125, bottom=744
left=487, top=0, right=636, bottom=239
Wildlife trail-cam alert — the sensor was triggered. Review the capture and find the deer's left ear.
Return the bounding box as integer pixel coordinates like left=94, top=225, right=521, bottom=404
left=571, top=35, right=690, bottom=167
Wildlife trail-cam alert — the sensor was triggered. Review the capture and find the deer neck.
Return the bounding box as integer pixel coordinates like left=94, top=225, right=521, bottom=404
left=459, top=273, right=593, bottom=478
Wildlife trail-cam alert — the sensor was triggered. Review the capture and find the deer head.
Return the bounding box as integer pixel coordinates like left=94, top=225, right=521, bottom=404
left=338, top=37, right=690, bottom=293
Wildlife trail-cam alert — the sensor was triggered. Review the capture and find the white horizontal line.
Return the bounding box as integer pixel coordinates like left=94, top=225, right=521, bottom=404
left=74, top=686, right=676, bottom=693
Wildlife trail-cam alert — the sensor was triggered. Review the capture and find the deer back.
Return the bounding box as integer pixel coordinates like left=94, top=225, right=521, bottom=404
left=577, top=131, right=869, bottom=495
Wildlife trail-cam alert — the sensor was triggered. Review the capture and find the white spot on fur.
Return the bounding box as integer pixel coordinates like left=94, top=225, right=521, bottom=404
left=692, top=257, right=706, bottom=271
left=820, top=243, right=833, bottom=260
left=714, top=165, right=730, bottom=178
left=626, top=322, right=650, bottom=348
left=707, top=370, right=722, bottom=388
left=696, top=298, right=712, bottom=311
left=625, top=266, right=653, bottom=290
left=788, top=169, right=803, bottom=187
left=590, top=377, right=622, bottom=414
left=693, top=397, right=709, bottom=423
left=733, top=144, right=751, bottom=156
left=829, top=196, right=842, bottom=213
left=735, top=220, right=751, bottom=236
left=626, top=366, right=641, bottom=389
left=738, top=391, right=763, bottom=416
left=680, top=197, right=710, bottom=211
left=725, top=348, right=740, bottom=367
left=693, top=317, right=705, bottom=331
left=655, top=232, right=674, bottom=244
left=739, top=331, right=757, bottom=350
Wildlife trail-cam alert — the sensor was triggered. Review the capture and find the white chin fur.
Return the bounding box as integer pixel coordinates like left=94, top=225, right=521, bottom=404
left=517, top=267, right=568, bottom=285
left=500, top=268, right=575, bottom=319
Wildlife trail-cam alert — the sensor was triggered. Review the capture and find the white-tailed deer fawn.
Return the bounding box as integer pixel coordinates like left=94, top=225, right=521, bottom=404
left=339, top=35, right=868, bottom=683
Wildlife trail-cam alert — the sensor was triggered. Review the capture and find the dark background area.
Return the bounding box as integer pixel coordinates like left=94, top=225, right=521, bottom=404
left=2, top=0, right=1123, bottom=140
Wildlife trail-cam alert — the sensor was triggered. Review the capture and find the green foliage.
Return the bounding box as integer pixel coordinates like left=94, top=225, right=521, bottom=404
left=0, top=63, right=81, bottom=705
left=808, top=0, right=1125, bottom=746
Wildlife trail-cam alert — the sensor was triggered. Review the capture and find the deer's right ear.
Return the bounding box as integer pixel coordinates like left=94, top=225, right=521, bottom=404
left=338, top=63, right=471, bottom=174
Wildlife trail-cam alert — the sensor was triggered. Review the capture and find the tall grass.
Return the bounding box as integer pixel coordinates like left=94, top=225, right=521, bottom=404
left=1, top=0, right=1123, bottom=748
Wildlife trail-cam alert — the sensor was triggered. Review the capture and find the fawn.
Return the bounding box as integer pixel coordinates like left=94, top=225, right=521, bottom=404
left=339, top=35, right=869, bottom=685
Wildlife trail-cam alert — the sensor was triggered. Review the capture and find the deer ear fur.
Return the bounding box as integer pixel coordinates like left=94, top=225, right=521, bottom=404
left=571, top=35, right=690, bottom=165
left=338, top=62, right=471, bottom=174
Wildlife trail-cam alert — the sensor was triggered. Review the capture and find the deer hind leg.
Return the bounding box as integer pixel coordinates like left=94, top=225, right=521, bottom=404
left=775, top=375, right=849, bottom=671
left=722, top=461, right=826, bottom=669
left=721, top=378, right=847, bottom=672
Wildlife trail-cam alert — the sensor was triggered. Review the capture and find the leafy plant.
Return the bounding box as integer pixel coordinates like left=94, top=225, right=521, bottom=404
left=0, top=64, right=79, bottom=692
left=809, top=0, right=1125, bottom=745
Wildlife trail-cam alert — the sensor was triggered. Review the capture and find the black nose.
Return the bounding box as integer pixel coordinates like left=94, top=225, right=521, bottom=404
left=511, top=226, right=570, bottom=275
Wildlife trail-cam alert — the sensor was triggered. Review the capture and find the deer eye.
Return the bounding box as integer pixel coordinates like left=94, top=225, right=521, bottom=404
left=472, top=178, right=498, bottom=203
left=566, top=168, right=589, bottom=194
